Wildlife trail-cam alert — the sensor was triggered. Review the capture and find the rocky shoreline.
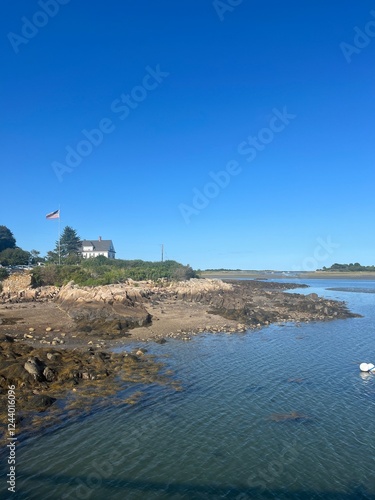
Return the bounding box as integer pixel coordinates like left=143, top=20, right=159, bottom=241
left=0, top=274, right=360, bottom=441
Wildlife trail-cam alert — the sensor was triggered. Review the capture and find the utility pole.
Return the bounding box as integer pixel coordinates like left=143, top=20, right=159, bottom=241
left=161, top=244, right=164, bottom=262
left=58, top=212, right=61, bottom=266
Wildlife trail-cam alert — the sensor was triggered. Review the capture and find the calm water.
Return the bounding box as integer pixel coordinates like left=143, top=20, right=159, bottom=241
left=3, top=279, right=375, bottom=499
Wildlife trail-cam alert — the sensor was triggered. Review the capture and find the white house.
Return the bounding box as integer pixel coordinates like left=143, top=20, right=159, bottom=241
left=80, top=237, right=116, bottom=259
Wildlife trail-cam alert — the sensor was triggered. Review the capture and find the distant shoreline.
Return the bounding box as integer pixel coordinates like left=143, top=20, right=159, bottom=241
left=200, top=271, right=375, bottom=280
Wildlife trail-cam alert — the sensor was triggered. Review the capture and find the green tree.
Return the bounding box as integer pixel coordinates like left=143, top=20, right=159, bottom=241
left=45, top=250, right=59, bottom=264
left=29, top=249, right=43, bottom=264
left=0, top=248, right=30, bottom=266
left=55, top=226, right=81, bottom=260
left=0, top=226, right=16, bottom=252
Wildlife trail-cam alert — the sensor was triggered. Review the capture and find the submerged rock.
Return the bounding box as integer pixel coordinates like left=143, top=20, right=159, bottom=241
left=0, top=336, right=172, bottom=443
left=28, top=394, right=56, bottom=411
left=269, top=411, right=314, bottom=423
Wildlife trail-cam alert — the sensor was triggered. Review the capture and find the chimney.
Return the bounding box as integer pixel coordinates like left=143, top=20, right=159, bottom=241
left=98, top=236, right=102, bottom=241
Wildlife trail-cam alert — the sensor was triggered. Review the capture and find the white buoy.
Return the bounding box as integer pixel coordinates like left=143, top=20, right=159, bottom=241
left=360, top=362, right=375, bottom=372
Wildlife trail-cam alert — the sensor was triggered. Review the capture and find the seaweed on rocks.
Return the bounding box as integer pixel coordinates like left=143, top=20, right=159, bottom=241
left=0, top=337, right=174, bottom=443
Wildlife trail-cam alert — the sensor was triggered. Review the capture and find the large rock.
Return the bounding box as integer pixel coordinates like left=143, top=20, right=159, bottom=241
left=167, top=278, right=233, bottom=301
left=56, top=282, right=152, bottom=333
left=24, top=357, right=45, bottom=381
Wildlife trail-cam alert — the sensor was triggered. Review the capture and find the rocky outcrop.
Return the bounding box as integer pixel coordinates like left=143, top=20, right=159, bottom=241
left=56, top=282, right=153, bottom=333
left=166, top=278, right=233, bottom=301
left=0, top=275, right=360, bottom=336
left=1, top=272, right=32, bottom=293
left=0, top=272, right=58, bottom=303
left=204, top=280, right=360, bottom=326
left=149, top=279, right=358, bottom=327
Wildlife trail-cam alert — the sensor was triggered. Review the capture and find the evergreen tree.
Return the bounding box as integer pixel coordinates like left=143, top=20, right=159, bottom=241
left=55, top=226, right=81, bottom=260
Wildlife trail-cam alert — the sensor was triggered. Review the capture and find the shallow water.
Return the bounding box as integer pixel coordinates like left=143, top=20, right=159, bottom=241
left=4, top=279, right=375, bottom=499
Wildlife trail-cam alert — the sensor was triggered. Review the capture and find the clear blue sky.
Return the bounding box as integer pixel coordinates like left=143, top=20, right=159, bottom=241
left=1, top=0, right=374, bottom=270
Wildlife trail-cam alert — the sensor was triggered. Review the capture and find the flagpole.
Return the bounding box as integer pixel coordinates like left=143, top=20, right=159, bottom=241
left=46, top=209, right=61, bottom=263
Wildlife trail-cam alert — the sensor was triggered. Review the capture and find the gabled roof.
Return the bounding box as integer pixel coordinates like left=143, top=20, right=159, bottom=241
left=81, top=240, right=115, bottom=253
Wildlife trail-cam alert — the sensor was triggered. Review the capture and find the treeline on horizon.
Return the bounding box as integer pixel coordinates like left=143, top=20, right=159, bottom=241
left=203, top=268, right=242, bottom=272
left=320, top=263, right=375, bottom=272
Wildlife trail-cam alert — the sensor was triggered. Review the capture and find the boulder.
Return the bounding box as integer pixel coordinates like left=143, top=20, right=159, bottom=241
left=24, top=357, right=45, bottom=381
left=46, top=352, right=61, bottom=362
left=43, top=367, right=55, bottom=382
left=28, top=394, right=56, bottom=411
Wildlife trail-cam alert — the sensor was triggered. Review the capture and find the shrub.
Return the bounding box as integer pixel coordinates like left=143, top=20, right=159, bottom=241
left=30, top=258, right=198, bottom=287
left=0, top=267, right=9, bottom=281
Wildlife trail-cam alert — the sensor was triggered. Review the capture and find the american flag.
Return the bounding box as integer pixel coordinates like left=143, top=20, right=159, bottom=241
left=46, top=209, right=60, bottom=220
